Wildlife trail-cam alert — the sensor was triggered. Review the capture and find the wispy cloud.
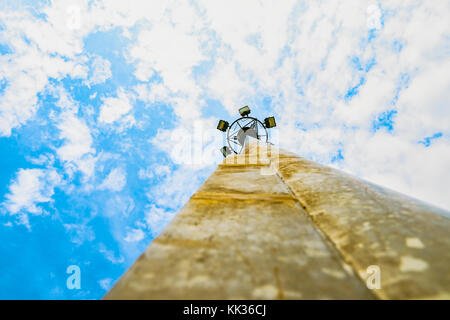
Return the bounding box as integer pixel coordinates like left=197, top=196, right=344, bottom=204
left=86, top=55, right=112, bottom=86
left=98, top=89, right=134, bottom=125
left=124, top=228, right=145, bottom=243
left=98, top=168, right=126, bottom=192
left=2, top=168, right=61, bottom=228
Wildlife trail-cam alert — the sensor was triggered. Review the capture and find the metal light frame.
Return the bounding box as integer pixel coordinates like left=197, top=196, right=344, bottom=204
left=226, top=116, right=268, bottom=154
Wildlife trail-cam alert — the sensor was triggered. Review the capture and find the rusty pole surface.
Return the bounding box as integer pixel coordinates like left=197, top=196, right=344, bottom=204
left=105, top=142, right=450, bottom=299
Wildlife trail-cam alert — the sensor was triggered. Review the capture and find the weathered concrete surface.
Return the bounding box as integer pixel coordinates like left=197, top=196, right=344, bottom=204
left=273, top=152, right=450, bottom=299
left=251, top=142, right=450, bottom=299
left=106, top=142, right=450, bottom=299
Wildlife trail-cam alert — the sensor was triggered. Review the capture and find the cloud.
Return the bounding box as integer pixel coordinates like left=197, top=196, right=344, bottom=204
left=193, top=1, right=450, bottom=209
left=0, top=6, right=88, bottom=137
left=151, top=118, right=223, bottom=169
left=98, top=168, right=127, bottom=192
left=198, top=0, right=296, bottom=112
left=123, top=1, right=450, bottom=211
left=26, top=153, right=55, bottom=166
left=134, top=82, right=170, bottom=104
left=144, top=205, right=176, bottom=238
left=98, top=89, right=134, bottom=125
left=138, top=164, right=171, bottom=180
left=124, top=228, right=145, bottom=243
left=63, top=223, right=95, bottom=245
left=86, top=55, right=112, bottom=86
left=98, top=243, right=124, bottom=264
left=54, top=93, right=97, bottom=182
left=2, top=1, right=447, bottom=213
left=127, top=3, right=206, bottom=122
left=57, top=111, right=95, bottom=163
left=342, top=131, right=450, bottom=209
left=98, top=278, right=113, bottom=291
left=2, top=168, right=61, bottom=227
left=127, top=4, right=204, bottom=90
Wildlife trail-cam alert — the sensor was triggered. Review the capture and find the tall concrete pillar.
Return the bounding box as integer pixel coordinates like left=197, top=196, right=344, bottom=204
left=105, top=142, right=450, bottom=299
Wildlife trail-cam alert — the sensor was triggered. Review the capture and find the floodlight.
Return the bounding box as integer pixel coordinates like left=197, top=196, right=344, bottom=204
left=220, top=146, right=231, bottom=157
left=217, top=120, right=229, bottom=132
left=239, top=106, right=251, bottom=117
left=264, top=116, right=276, bottom=128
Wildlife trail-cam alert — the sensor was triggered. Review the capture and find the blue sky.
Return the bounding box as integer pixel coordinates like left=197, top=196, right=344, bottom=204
left=0, top=1, right=449, bottom=299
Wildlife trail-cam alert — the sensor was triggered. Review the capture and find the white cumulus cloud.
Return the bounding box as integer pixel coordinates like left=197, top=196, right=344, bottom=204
left=144, top=204, right=176, bottom=238
left=124, top=228, right=145, bottom=243
left=98, top=168, right=127, bottom=192
left=2, top=168, right=62, bottom=227
left=86, top=55, right=112, bottom=86
left=98, top=89, right=134, bottom=125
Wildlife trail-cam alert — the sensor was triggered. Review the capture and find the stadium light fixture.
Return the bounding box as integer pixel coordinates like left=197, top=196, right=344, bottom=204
left=239, top=106, right=251, bottom=117
left=264, top=116, right=276, bottom=128
left=217, top=120, right=229, bottom=132
left=220, top=146, right=231, bottom=157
